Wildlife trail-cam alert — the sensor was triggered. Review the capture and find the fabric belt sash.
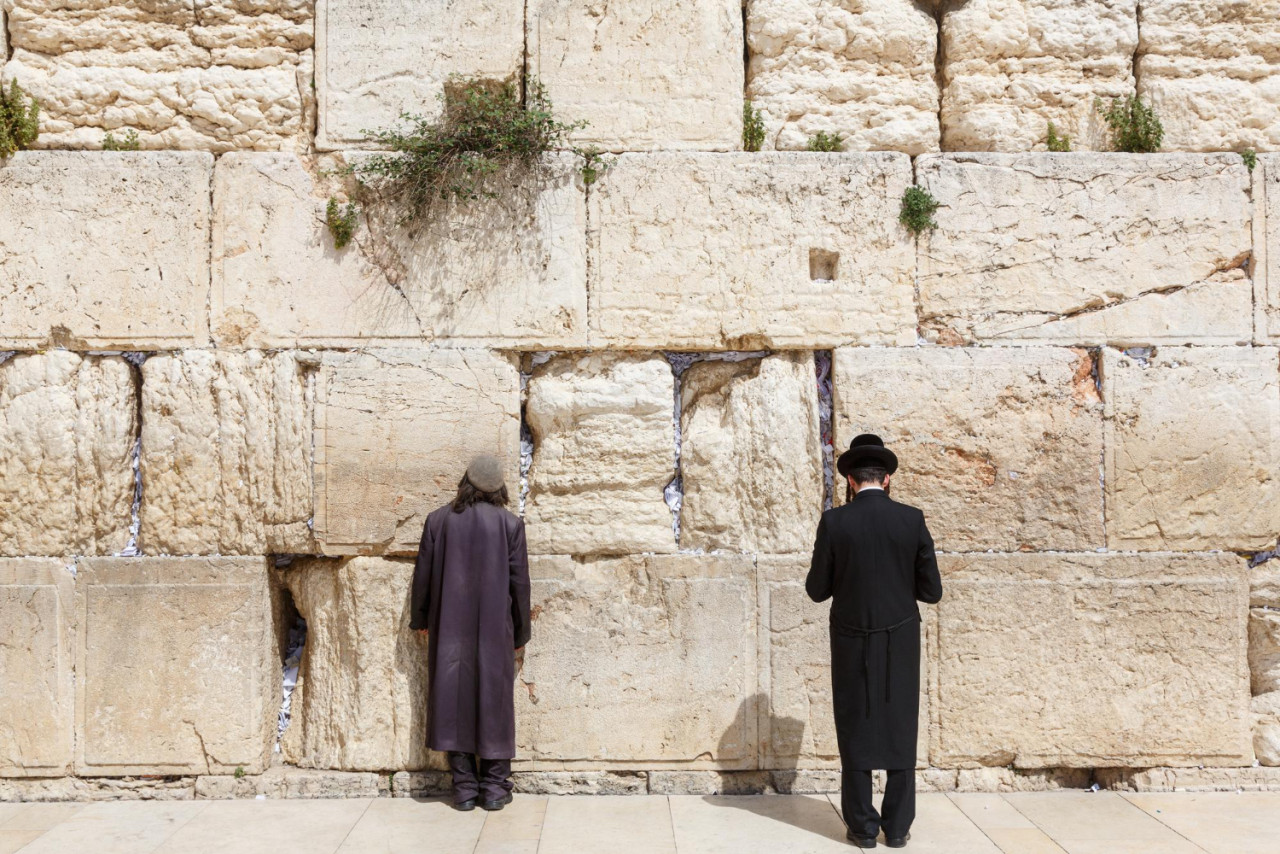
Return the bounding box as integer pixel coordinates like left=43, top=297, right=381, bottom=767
left=834, top=613, right=921, bottom=718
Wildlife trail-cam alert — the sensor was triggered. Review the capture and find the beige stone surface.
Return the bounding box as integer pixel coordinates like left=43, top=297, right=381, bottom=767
left=1254, top=691, right=1280, bottom=765
left=525, top=354, right=675, bottom=556
left=746, top=0, right=940, bottom=154
left=0, top=352, right=136, bottom=557
left=935, top=553, right=1253, bottom=768
left=140, top=351, right=312, bottom=555
left=1254, top=565, right=1280, bottom=607
left=316, top=0, right=523, bottom=149
left=529, top=0, right=742, bottom=152
left=515, top=555, right=755, bottom=767
left=940, top=1, right=1137, bottom=151
left=75, top=557, right=275, bottom=776
left=1260, top=156, right=1280, bottom=343
left=314, top=349, right=520, bottom=556
left=588, top=153, right=916, bottom=349
left=1251, top=609, right=1280, bottom=696
left=1103, top=347, right=1279, bottom=551
left=917, top=154, right=1253, bottom=345
left=680, top=354, right=823, bottom=554
left=211, top=152, right=586, bottom=348
left=833, top=347, right=1104, bottom=552
left=0, top=152, right=212, bottom=349
left=0, top=560, right=73, bottom=777
left=1137, top=1, right=1280, bottom=152
left=2, top=1, right=312, bottom=151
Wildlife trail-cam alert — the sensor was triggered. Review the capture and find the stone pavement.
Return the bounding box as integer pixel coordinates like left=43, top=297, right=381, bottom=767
left=0, top=791, right=1276, bottom=854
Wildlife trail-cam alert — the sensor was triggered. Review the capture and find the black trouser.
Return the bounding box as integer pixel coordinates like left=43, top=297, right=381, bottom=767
left=447, top=752, right=513, bottom=804
left=842, top=768, right=915, bottom=841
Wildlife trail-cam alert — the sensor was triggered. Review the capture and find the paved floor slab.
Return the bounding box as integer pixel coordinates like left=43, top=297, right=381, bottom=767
left=154, top=799, right=372, bottom=854
left=1004, top=792, right=1205, bottom=854
left=474, top=794, right=546, bottom=854
left=670, top=795, right=848, bottom=853
left=1123, top=793, right=1273, bottom=854
left=0, top=803, right=83, bottom=831
left=0, top=830, right=44, bottom=854
left=336, top=798, right=484, bottom=853
left=950, top=794, right=1067, bottom=853
left=831, top=794, right=1002, bottom=853
left=540, top=796, right=676, bottom=854
left=19, top=801, right=205, bottom=854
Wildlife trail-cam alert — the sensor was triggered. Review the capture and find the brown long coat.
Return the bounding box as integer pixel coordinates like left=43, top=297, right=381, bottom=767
left=410, top=501, right=531, bottom=759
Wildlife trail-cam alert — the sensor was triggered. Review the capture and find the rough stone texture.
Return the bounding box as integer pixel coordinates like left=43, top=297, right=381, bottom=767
left=833, top=347, right=1104, bottom=552
left=0, top=559, right=73, bottom=777
left=1260, top=156, right=1280, bottom=343
left=1251, top=609, right=1280, bottom=695
left=588, top=153, right=916, bottom=349
left=917, top=154, right=1253, bottom=346
left=314, top=349, right=521, bottom=556
left=1254, top=691, right=1280, bottom=766
left=524, top=354, right=675, bottom=556
left=0, top=152, right=212, bottom=349
left=515, top=555, right=755, bottom=768
left=75, top=558, right=276, bottom=776
left=1137, top=1, right=1280, bottom=152
left=278, top=557, right=437, bottom=772
left=528, top=0, right=742, bottom=152
left=1255, top=565, right=1280, bottom=607
left=745, top=0, right=940, bottom=154
left=196, top=768, right=391, bottom=799
left=953, top=768, right=1092, bottom=793
left=0, top=776, right=196, bottom=802
left=316, top=0, right=523, bottom=149
left=940, top=0, right=1138, bottom=151
left=2, top=0, right=313, bottom=151
left=935, top=553, right=1253, bottom=768
left=388, top=771, right=450, bottom=798
left=140, top=351, right=313, bottom=556
left=1103, top=347, right=1279, bottom=551
left=1098, top=766, right=1280, bottom=792
left=680, top=354, right=823, bottom=554
left=647, top=771, right=773, bottom=796
left=511, top=771, right=649, bottom=796
left=211, top=152, right=587, bottom=348
left=0, top=353, right=137, bottom=557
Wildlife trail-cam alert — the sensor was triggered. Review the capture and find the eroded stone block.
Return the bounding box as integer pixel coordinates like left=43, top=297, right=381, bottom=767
left=833, top=347, right=1104, bottom=552
left=1251, top=609, right=1280, bottom=696
left=1103, top=347, right=1279, bottom=551
left=935, top=553, right=1252, bottom=768
left=76, top=558, right=275, bottom=776
left=588, top=153, right=916, bottom=349
left=918, top=154, right=1253, bottom=345
left=1254, top=692, right=1280, bottom=766
left=1260, top=155, right=1280, bottom=343
left=314, top=349, right=521, bottom=556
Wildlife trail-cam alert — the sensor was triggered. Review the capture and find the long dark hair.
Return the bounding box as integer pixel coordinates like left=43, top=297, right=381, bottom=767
left=451, top=474, right=510, bottom=513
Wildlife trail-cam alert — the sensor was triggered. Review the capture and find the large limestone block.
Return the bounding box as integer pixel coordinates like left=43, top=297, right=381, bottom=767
left=588, top=153, right=916, bottom=348
left=0, top=560, right=73, bottom=777
left=745, top=0, right=939, bottom=154
left=935, top=553, right=1253, bottom=768
left=1137, top=1, right=1280, bottom=152
left=516, top=555, right=756, bottom=767
left=1260, top=155, right=1280, bottom=343
left=1255, top=692, right=1280, bottom=766
left=316, top=0, right=523, bottom=149
left=681, top=353, right=823, bottom=553
left=3, top=1, right=313, bottom=151
left=314, top=349, right=521, bottom=556
left=140, top=351, right=313, bottom=555
left=1251, top=609, right=1280, bottom=696
left=940, top=1, right=1138, bottom=151
left=0, top=152, right=212, bottom=349
left=1103, top=347, right=1279, bottom=551
left=279, top=558, right=435, bottom=771
left=75, top=557, right=276, bottom=776
left=0, top=352, right=136, bottom=557
left=525, top=353, right=675, bottom=555
left=917, top=154, right=1253, bottom=345
left=529, top=0, right=742, bottom=151
left=211, top=152, right=586, bottom=348
left=833, top=347, right=1104, bottom=552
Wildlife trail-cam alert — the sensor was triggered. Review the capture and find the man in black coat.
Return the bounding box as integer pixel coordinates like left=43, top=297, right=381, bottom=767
left=807, top=434, right=942, bottom=849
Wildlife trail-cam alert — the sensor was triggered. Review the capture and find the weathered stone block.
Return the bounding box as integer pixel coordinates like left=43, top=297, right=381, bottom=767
left=515, top=555, right=755, bottom=767
left=681, top=354, right=823, bottom=554
left=525, top=354, right=675, bottom=556
left=0, top=352, right=137, bottom=557
left=940, top=0, right=1137, bottom=151
left=1251, top=609, right=1280, bottom=696
left=0, top=152, right=212, bottom=349
left=511, top=771, right=649, bottom=795
left=316, top=0, right=523, bottom=149
left=935, top=553, right=1253, bottom=768
left=75, top=558, right=275, bottom=776
left=1260, top=156, right=1280, bottom=343
left=0, top=560, right=73, bottom=777
left=140, top=351, right=313, bottom=555
left=588, top=153, right=916, bottom=349
left=1103, top=347, right=1279, bottom=551
left=314, top=349, right=520, bottom=556
left=833, top=347, right=1104, bottom=552
left=1254, top=565, right=1280, bottom=607
left=746, top=0, right=940, bottom=154
left=1254, top=692, right=1280, bottom=766
left=529, top=0, right=742, bottom=151
left=918, top=154, right=1253, bottom=345
left=1137, top=1, right=1280, bottom=152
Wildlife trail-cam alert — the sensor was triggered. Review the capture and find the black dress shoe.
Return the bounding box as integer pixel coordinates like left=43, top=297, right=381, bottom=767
left=481, top=793, right=513, bottom=811
left=453, top=798, right=478, bottom=811
left=846, top=830, right=877, bottom=848
left=884, top=832, right=910, bottom=848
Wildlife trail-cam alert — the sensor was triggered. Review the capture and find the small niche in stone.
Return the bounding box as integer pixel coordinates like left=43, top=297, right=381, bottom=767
left=810, top=248, right=839, bottom=281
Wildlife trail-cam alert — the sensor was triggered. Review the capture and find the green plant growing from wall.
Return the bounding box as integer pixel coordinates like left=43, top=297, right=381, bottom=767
left=743, top=100, right=765, bottom=152
left=0, top=79, right=40, bottom=159
left=1241, top=149, right=1257, bottom=172
left=806, top=131, right=844, bottom=152
left=579, top=145, right=610, bottom=186
left=233, top=766, right=245, bottom=779
left=1046, top=122, right=1071, bottom=152
left=103, top=129, right=141, bottom=151
left=899, top=186, right=940, bottom=237
left=1095, top=95, right=1163, bottom=153
left=326, top=197, right=359, bottom=249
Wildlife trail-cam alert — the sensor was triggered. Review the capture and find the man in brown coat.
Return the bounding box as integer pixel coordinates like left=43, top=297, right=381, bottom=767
left=411, top=456, right=532, bottom=811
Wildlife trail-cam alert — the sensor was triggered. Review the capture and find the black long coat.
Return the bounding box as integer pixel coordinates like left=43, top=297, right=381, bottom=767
left=806, top=489, right=942, bottom=770
left=410, top=501, right=531, bottom=760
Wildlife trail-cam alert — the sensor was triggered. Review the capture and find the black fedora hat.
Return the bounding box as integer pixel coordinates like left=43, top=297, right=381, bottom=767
left=836, top=433, right=898, bottom=477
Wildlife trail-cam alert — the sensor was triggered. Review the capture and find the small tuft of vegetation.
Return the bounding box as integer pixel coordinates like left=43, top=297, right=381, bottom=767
left=233, top=766, right=245, bottom=780
left=1241, top=149, right=1257, bottom=172
left=1046, top=122, right=1071, bottom=152
left=1095, top=95, right=1163, bottom=153
left=899, top=186, right=940, bottom=237
left=103, top=129, right=141, bottom=151
left=579, top=145, right=610, bottom=186
left=743, top=100, right=766, bottom=152
left=806, top=131, right=844, bottom=152
left=0, top=79, right=40, bottom=159
left=326, top=197, right=359, bottom=249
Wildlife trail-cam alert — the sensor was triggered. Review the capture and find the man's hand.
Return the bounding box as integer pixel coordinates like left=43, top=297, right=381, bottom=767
left=416, top=629, right=428, bottom=636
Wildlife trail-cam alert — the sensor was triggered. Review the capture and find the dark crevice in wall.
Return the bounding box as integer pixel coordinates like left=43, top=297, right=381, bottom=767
left=519, top=352, right=558, bottom=517
left=1133, top=3, right=1143, bottom=94
left=118, top=352, right=147, bottom=556
left=932, top=2, right=948, bottom=148
left=269, top=573, right=306, bottom=755
left=815, top=350, right=834, bottom=511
